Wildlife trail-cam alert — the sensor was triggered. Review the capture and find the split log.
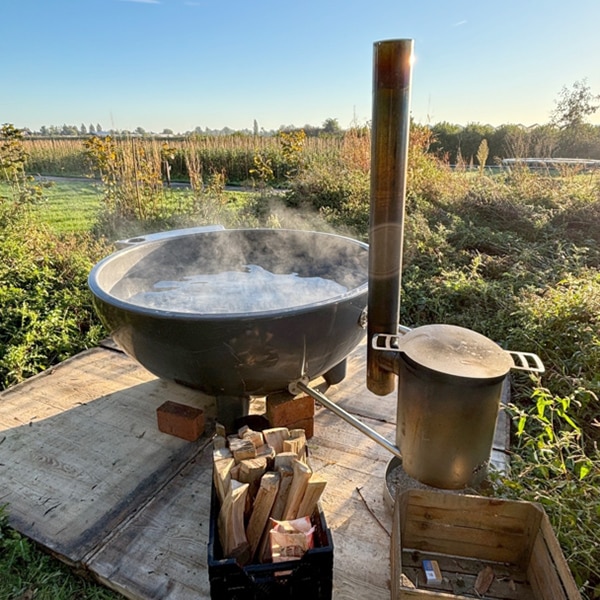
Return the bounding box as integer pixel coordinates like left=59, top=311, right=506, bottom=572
left=241, top=429, right=264, bottom=449
left=213, top=447, right=233, bottom=461
left=213, top=456, right=235, bottom=505
left=296, top=473, right=327, bottom=519
left=213, top=435, right=227, bottom=450
left=258, top=465, right=294, bottom=563
left=270, top=465, right=294, bottom=521
left=218, top=480, right=250, bottom=561
left=246, top=472, right=280, bottom=559
left=262, top=427, right=290, bottom=454
left=229, top=437, right=257, bottom=462
left=238, top=457, right=268, bottom=500
left=230, top=463, right=241, bottom=481
left=274, top=451, right=297, bottom=471
left=282, top=459, right=312, bottom=521
left=255, top=444, right=276, bottom=469
left=282, top=431, right=306, bottom=461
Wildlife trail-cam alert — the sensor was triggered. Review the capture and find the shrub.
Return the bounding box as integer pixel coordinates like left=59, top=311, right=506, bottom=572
left=0, top=207, right=109, bottom=388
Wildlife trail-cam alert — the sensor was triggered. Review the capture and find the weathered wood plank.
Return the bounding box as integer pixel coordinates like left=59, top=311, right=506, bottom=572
left=0, top=348, right=216, bottom=561
left=87, top=447, right=215, bottom=600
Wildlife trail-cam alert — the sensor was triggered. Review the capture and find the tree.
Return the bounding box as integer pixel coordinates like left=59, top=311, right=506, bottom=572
left=322, top=117, right=341, bottom=135
left=61, top=124, right=78, bottom=136
left=550, top=79, right=600, bottom=129
left=89, top=123, right=96, bottom=134
left=80, top=123, right=87, bottom=135
left=430, top=121, right=462, bottom=163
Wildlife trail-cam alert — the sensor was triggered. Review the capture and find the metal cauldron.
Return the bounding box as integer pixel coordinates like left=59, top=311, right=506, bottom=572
left=88, top=228, right=368, bottom=399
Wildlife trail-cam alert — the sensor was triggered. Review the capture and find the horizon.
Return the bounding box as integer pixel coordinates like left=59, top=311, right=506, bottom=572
left=2, top=0, right=600, bottom=133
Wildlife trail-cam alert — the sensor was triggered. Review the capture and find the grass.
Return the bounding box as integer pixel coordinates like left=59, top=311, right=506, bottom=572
left=34, top=179, right=103, bottom=234
left=0, top=179, right=102, bottom=235
left=0, top=507, right=120, bottom=600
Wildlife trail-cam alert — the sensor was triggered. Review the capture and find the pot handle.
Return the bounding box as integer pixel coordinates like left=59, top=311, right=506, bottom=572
left=508, top=351, right=545, bottom=374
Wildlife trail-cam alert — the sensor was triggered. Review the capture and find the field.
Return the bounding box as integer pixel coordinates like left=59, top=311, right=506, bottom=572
left=1, top=127, right=599, bottom=598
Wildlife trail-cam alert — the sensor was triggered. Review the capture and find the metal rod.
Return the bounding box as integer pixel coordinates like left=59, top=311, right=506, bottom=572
left=367, top=39, right=414, bottom=396
left=295, top=381, right=402, bottom=460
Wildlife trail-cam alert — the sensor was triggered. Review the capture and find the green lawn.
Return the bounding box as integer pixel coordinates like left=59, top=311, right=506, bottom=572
left=0, top=178, right=103, bottom=235
left=35, top=179, right=103, bottom=234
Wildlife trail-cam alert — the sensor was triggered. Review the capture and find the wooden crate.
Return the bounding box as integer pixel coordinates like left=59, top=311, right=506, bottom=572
left=391, top=489, right=581, bottom=600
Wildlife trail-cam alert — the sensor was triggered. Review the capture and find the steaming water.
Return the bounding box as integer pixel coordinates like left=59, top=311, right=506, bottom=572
left=127, top=264, right=348, bottom=314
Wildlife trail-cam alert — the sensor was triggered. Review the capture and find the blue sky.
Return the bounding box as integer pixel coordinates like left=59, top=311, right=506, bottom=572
left=2, top=0, right=600, bottom=133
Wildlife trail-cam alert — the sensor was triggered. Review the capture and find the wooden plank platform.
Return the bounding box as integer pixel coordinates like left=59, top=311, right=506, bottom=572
left=0, top=339, right=509, bottom=599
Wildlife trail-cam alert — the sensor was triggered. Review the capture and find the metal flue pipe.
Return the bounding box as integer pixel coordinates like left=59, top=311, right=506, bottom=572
left=367, top=39, right=414, bottom=396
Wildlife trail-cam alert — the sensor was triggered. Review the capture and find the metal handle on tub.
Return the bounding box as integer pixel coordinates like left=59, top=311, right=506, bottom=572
left=508, top=351, right=545, bottom=374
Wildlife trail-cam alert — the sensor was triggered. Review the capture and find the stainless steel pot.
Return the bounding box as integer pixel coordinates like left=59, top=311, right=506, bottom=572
left=373, top=324, right=544, bottom=489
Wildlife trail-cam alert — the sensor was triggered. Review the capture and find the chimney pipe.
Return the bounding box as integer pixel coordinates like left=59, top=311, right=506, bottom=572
left=367, top=39, right=413, bottom=395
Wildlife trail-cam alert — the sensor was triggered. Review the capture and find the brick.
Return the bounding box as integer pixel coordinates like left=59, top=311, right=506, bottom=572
left=156, top=401, right=205, bottom=441
left=266, top=392, right=314, bottom=428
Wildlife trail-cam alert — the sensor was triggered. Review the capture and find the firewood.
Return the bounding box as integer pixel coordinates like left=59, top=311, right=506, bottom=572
left=289, top=428, right=305, bottom=439
left=241, top=429, right=264, bottom=449
left=213, top=456, right=235, bottom=505
left=270, top=466, right=294, bottom=521
left=273, top=451, right=297, bottom=471
left=246, top=472, right=280, bottom=559
left=282, top=459, right=312, bottom=521
left=256, top=443, right=276, bottom=465
left=229, top=437, right=257, bottom=462
left=258, top=465, right=294, bottom=562
left=213, top=435, right=227, bottom=450
left=218, top=480, right=250, bottom=559
left=230, top=463, right=241, bottom=480
left=282, top=431, right=306, bottom=461
left=213, top=447, right=233, bottom=461
left=262, top=427, right=290, bottom=454
left=238, top=457, right=268, bottom=499
left=297, top=473, right=327, bottom=518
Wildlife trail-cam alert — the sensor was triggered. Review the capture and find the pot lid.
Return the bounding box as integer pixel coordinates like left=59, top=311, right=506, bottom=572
left=399, top=324, right=514, bottom=379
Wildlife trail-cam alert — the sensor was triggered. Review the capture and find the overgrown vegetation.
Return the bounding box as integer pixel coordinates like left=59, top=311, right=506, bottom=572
left=1, top=121, right=599, bottom=598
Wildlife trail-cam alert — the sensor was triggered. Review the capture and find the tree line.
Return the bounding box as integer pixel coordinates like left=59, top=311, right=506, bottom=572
left=429, top=121, right=600, bottom=165
left=13, top=80, right=600, bottom=163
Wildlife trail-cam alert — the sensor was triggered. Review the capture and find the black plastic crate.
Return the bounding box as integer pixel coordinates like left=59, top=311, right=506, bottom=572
left=207, top=484, right=333, bottom=599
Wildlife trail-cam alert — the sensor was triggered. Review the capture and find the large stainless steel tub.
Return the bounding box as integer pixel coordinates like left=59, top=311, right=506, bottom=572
left=88, top=228, right=368, bottom=397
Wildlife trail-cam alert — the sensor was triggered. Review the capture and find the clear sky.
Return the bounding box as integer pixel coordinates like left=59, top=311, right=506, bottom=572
left=2, top=0, right=599, bottom=133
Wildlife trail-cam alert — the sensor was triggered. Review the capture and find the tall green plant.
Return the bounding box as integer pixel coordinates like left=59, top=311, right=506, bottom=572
left=493, top=387, right=600, bottom=596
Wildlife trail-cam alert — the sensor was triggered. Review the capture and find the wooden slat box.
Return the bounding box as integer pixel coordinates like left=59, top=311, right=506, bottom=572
left=391, top=489, right=581, bottom=600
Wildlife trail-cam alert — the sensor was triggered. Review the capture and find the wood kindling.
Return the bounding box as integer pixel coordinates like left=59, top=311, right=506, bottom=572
left=212, top=424, right=326, bottom=565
